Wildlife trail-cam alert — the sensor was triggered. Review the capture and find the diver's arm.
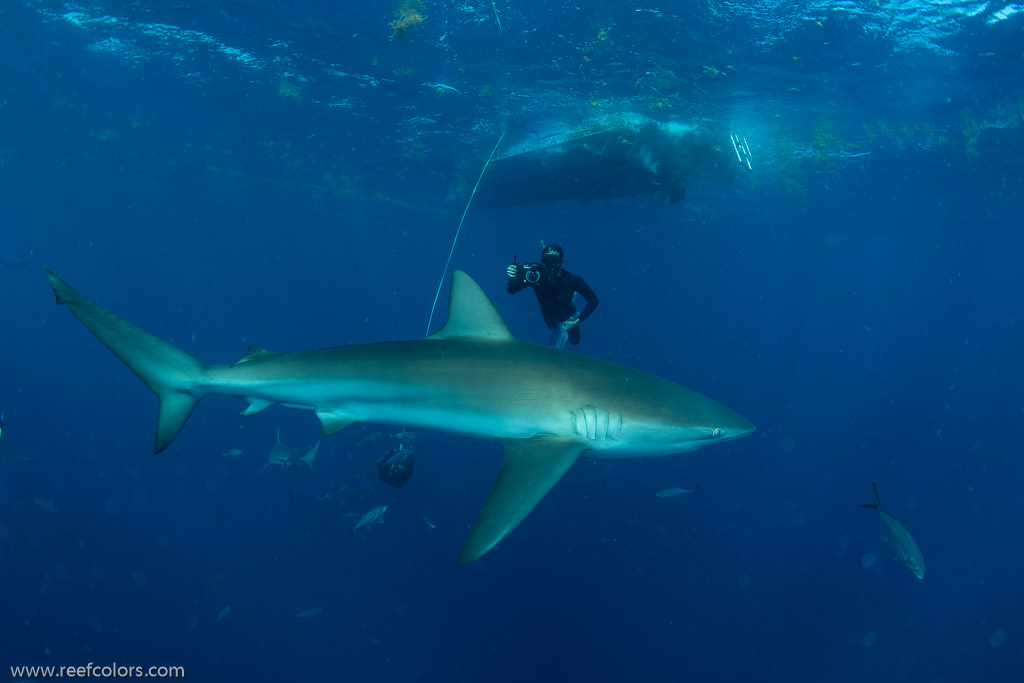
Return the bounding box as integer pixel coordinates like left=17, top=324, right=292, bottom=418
left=574, top=277, right=599, bottom=322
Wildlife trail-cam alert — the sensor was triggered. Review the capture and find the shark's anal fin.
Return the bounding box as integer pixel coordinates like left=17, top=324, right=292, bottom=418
left=457, top=437, right=584, bottom=565
left=242, top=398, right=273, bottom=416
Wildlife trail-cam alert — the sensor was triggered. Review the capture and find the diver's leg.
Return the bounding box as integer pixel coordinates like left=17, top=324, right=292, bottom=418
left=548, top=326, right=568, bottom=349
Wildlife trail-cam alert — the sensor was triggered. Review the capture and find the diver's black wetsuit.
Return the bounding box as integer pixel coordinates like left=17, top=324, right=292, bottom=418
left=506, top=266, right=599, bottom=345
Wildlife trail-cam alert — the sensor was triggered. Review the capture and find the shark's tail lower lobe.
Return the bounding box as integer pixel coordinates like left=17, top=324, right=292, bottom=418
left=44, top=268, right=207, bottom=453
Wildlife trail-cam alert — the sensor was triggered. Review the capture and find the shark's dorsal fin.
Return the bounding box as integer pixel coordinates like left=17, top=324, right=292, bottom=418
left=233, top=345, right=276, bottom=366
left=457, top=437, right=585, bottom=565
left=427, top=270, right=515, bottom=342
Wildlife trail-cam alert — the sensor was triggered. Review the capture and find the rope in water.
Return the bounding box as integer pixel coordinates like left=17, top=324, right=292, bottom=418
left=425, top=128, right=506, bottom=336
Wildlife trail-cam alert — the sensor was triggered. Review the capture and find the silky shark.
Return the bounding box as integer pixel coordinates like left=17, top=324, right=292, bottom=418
left=256, top=429, right=319, bottom=475
left=43, top=268, right=754, bottom=564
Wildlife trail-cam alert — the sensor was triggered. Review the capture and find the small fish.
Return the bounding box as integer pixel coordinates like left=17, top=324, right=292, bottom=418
left=186, top=616, right=198, bottom=633
left=354, top=430, right=382, bottom=449
left=423, top=517, right=436, bottom=529
left=655, top=486, right=700, bottom=498
left=0, top=410, right=4, bottom=441
left=859, top=482, right=925, bottom=579
left=33, top=497, right=58, bottom=513
left=353, top=505, right=388, bottom=531
left=221, top=448, right=243, bottom=457
left=316, top=479, right=343, bottom=503
left=1, top=254, right=28, bottom=269
left=293, top=608, right=322, bottom=619
left=1, top=450, right=40, bottom=464
left=395, top=430, right=417, bottom=442
left=342, top=482, right=376, bottom=510
left=214, top=606, right=231, bottom=622
left=422, top=82, right=462, bottom=94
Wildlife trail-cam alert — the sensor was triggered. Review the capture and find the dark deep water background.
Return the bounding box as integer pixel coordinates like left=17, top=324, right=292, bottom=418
left=1, top=1, right=1023, bottom=681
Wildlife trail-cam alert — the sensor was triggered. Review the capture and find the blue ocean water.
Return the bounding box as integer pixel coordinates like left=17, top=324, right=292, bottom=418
left=1, top=1, right=1022, bottom=681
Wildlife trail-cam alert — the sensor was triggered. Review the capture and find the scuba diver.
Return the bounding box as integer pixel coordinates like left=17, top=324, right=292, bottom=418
left=505, top=243, right=599, bottom=349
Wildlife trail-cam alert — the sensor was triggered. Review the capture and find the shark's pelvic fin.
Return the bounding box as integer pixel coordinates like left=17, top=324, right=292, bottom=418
left=315, top=409, right=358, bottom=436
left=457, top=437, right=584, bottom=565
left=427, top=270, right=515, bottom=342
left=44, top=268, right=206, bottom=453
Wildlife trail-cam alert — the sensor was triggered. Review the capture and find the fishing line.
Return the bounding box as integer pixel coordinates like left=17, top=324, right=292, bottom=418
left=489, top=0, right=503, bottom=33
left=425, top=128, right=505, bottom=336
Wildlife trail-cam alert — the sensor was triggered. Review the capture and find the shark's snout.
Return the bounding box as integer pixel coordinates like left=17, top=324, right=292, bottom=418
left=710, top=411, right=755, bottom=442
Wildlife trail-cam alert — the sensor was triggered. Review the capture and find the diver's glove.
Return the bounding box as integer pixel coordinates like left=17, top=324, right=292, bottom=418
left=506, top=263, right=520, bottom=279
left=561, top=315, right=580, bottom=331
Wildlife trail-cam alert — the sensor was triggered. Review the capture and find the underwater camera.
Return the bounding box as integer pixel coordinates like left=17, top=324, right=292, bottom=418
left=513, top=255, right=552, bottom=284
left=521, top=262, right=550, bottom=284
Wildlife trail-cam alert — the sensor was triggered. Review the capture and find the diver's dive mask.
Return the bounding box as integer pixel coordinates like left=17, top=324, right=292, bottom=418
left=541, top=244, right=564, bottom=267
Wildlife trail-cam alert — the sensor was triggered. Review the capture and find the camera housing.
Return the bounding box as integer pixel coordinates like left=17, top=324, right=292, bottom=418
left=520, top=262, right=551, bottom=283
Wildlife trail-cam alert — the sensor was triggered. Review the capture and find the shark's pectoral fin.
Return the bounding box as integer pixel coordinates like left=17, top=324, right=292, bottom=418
left=315, top=410, right=358, bottom=436
left=456, top=437, right=585, bottom=566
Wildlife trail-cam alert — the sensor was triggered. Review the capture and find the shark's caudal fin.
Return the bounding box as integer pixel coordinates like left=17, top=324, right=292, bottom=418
left=44, top=269, right=206, bottom=453
left=299, top=441, right=319, bottom=470
left=457, top=437, right=584, bottom=565
left=858, top=482, right=883, bottom=511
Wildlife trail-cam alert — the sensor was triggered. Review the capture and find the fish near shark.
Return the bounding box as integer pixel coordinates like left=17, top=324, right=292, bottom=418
left=353, top=505, right=388, bottom=532
left=43, top=268, right=754, bottom=564
left=655, top=486, right=700, bottom=498
left=859, top=482, right=925, bottom=579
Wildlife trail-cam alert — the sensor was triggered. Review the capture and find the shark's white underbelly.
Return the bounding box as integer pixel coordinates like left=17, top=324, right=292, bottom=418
left=223, top=375, right=632, bottom=450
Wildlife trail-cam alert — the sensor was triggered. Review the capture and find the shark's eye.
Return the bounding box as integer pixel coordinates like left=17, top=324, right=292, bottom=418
left=711, top=428, right=722, bottom=438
